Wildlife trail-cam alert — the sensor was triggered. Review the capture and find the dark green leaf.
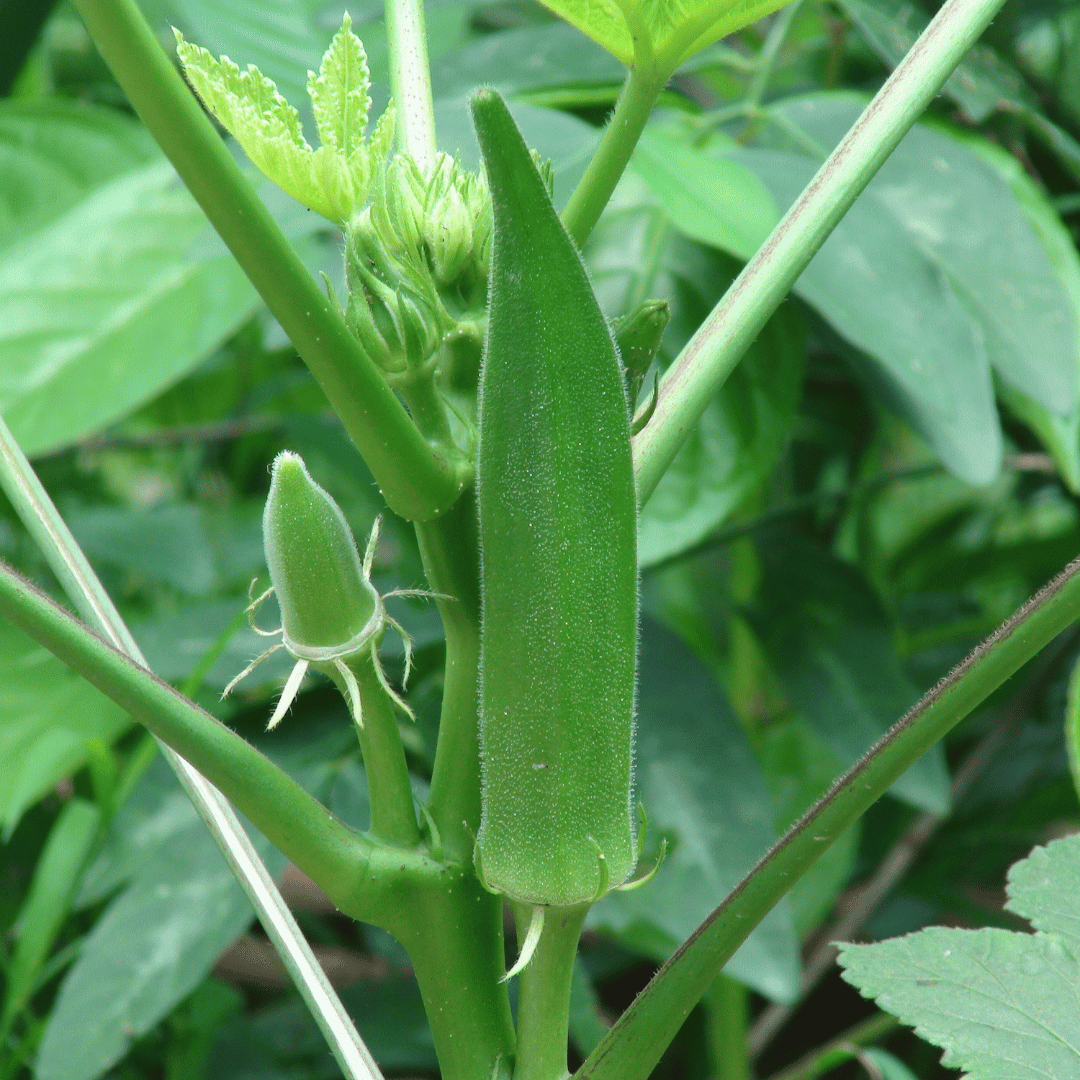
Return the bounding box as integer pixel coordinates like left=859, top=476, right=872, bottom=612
left=752, top=535, right=950, bottom=814
left=590, top=619, right=799, bottom=1004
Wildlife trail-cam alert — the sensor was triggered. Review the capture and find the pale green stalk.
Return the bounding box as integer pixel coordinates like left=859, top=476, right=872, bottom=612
left=562, top=65, right=666, bottom=247
left=633, top=0, right=1012, bottom=503
left=0, top=418, right=385, bottom=1080
left=385, top=0, right=437, bottom=167
left=514, top=904, right=590, bottom=1080
left=575, top=552, right=1080, bottom=1080
left=71, top=0, right=463, bottom=522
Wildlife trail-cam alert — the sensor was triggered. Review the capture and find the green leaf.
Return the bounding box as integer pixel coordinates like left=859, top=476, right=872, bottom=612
left=584, top=178, right=804, bottom=567
left=1, top=799, right=101, bottom=1036
left=35, top=819, right=286, bottom=1080
left=0, top=623, right=129, bottom=839
left=834, top=0, right=1031, bottom=122
left=473, top=89, right=638, bottom=906
left=431, top=23, right=625, bottom=100
left=757, top=95, right=1080, bottom=420
left=759, top=718, right=859, bottom=938
left=0, top=159, right=257, bottom=456
left=839, top=834, right=1080, bottom=1080
left=632, top=129, right=776, bottom=262
left=654, top=94, right=1080, bottom=482
left=534, top=0, right=793, bottom=76
left=751, top=535, right=950, bottom=814
left=591, top=619, right=800, bottom=1004
left=0, top=101, right=157, bottom=250
left=175, top=17, right=394, bottom=224
left=961, top=136, right=1080, bottom=493
left=308, top=15, right=374, bottom=159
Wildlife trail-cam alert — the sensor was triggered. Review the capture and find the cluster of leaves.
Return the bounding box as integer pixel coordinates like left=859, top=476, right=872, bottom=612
left=3, top=0, right=1080, bottom=1079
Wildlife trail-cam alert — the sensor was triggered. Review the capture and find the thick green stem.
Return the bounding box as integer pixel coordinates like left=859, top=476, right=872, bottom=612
left=575, top=551, right=1080, bottom=1080
left=703, top=976, right=749, bottom=1080
left=417, top=494, right=483, bottom=860
left=632, top=0, right=1011, bottom=504
left=70, top=0, right=462, bottom=522
left=338, top=653, right=421, bottom=849
left=385, top=0, right=437, bottom=167
left=0, top=560, right=399, bottom=916
left=388, top=871, right=516, bottom=1080
left=561, top=66, right=665, bottom=248
left=514, top=905, right=589, bottom=1080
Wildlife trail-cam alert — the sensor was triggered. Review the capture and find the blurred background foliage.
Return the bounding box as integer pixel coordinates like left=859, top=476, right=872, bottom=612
left=2, top=0, right=1080, bottom=1077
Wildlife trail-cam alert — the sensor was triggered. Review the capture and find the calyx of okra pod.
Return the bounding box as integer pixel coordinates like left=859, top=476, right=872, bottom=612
left=223, top=452, right=437, bottom=730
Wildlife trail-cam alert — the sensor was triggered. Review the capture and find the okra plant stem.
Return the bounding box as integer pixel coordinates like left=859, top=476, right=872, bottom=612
left=416, top=495, right=484, bottom=859
left=632, top=0, right=1012, bottom=504
left=561, top=65, right=665, bottom=247
left=71, top=0, right=463, bottom=522
left=340, top=654, right=421, bottom=848
left=514, top=904, right=590, bottom=1080
left=385, top=0, right=438, bottom=168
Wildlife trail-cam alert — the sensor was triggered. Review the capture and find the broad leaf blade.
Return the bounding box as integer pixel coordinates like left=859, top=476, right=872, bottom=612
left=591, top=620, right=800, bottom=1004
left=839, top=928, right=1080, bottom=1080
left=0, top=157, right=257, bottom=456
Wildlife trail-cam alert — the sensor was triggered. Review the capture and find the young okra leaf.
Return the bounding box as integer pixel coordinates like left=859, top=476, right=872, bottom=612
left=838, top=833, right=1080, bottom=1079
left=472, top=90, right=638, bottom=908
left=176, top=15, right=394, bottom=225
left=535, top=0, right=793, bottom=77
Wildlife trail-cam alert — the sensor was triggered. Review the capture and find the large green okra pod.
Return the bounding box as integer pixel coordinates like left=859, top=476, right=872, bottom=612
left=473, top=90, right=639, bottom=908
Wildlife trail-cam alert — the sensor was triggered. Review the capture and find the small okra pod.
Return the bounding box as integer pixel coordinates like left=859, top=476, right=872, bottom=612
left=224, top=452, right=422, bottom=732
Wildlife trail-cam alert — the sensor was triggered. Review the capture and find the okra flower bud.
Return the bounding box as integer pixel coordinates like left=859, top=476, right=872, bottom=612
left=224, top=452, right=425, bottom=731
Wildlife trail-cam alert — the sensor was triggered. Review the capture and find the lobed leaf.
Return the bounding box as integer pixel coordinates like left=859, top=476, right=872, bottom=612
left=840, top=834, right=1080, bottom=1080
left=176, top=18, right=394, bottom=225
left=535, top=0, right=793, bottom=76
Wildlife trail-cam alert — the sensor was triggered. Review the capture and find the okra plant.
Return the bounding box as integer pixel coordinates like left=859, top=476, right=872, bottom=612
left=5, top=0, right=1080, bottom=1078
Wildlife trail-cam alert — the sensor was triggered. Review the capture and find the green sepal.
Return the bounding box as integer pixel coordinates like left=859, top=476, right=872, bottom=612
left=472, top=89, right=638, bottom=908
left=612, top=298, right=669, bottom=407
left=262, top=452, right=378, bottom=651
